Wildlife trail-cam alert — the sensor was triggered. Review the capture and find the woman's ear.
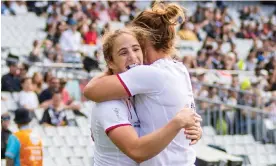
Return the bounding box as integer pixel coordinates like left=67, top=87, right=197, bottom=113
left=107, top=60, right=116, bottom=71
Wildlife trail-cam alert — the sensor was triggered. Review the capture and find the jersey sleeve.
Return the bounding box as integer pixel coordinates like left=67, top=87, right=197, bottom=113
left=5, top=135, right=20, bottom=159
left=95, top=101, right=132, bottom=134
left=117, top=65, right=166, bottom=97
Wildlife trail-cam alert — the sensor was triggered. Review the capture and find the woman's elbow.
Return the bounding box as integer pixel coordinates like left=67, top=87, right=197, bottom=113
left=83, top=84, right=98, bottom=102
left=128, top=150, right=147, bottom=164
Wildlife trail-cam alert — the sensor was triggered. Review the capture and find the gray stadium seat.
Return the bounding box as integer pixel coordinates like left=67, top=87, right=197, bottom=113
left=65, top=136, right=78, bottom=147
left=69, top=157, right=84, bottom=166
left=243, top=134, right=255, bottom=144
left=52, top=136, right=66, bottom=147
left=60, top=147, right=74, bottom=157
left=214, top=135, right=224, bottom=147
left=53, top=157, right=70, bottom=166
left=234, top=135, right=244, bottom=144
left=233, top=145, right=246, bottom=155
left=43, top=157, right=55, bottom=166
left=68, top=126, right=81, bottom=136
left=44, top=126, right=57, bottom=136
left=42, top=137, right=52, bottom=147
left=268, top=154, right=276, bottom=165
left=78, top=136, right=89, bottom=147
left=82, top=157, right=91, bottom=166
left=202, top=126, right=217, bottom=136
left=73, top=147, right=87, bottom=157
left=48, top=147, right=61, bottom=158
left=256, top=143, right=266, bottom=154
left=224, top=135, right=235, bottom=145
left=245, top=144, right=256, bottom=155
left=265, top=144, right=276, bottom=153
left=57, top=126, right=70, bottom=137
left=202, top=135, right=214, bottom=145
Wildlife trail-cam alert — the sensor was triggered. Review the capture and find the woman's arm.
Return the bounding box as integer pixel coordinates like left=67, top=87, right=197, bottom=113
left=108, top=108, right=201, bottom=163
left=84, top=66, right=165, bottom=102
left=83, top=74, right=129, bottom=102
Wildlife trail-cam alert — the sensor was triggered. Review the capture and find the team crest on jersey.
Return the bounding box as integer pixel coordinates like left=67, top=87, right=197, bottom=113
left=113, top=108, right=123, bottom=121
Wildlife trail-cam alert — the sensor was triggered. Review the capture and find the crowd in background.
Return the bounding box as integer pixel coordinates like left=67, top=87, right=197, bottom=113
left=1, top=1, right=276, bottom=138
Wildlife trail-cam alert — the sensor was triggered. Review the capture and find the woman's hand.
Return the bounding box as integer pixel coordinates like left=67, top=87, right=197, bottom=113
left=185, top=122, right=202, bottom=145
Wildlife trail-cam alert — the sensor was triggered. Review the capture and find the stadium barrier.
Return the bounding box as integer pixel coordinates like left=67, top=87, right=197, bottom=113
left=195, top=97, right=275, bottom=143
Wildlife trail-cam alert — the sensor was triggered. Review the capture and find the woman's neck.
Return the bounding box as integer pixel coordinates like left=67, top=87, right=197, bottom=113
left=147, top=50, right=171, bottom=64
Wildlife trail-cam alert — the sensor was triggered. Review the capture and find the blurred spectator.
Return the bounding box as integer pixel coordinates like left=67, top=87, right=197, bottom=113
left=83, top=50, right=100, bottom=72
left=18, top=63, right=30, bottom=80
left=32, top=72, right=44, bottom=95
left=88, top=2, right=99, bottom=21
left=98, top=4, right=110, bottom=24
left=231, top=74, right=240, bottom=90
left=39, top=77, right=60, bottom=104
left=18, top=78, right=39, bottom=114
left=245, top=50, right=257, bottom=71
left=221, top=52, right=237, bottom=70
left=59, top=19, right=82, bottom=63
left=1, top=57, right=21, bottom=92
left=29, top=40, right=42, bottom=62
left=1, top=113, right=11, bottom=159
left=40, top=91, right=68, bottom=126
left=10, top=1, right=28, bottom=15
left=178, top=22, right=198, bottom=41
left=60, top=78, right=71, bottom=105
left=84, top=22, right=98, bottom=45
left=5, top=108, right=43, bottom=166
left=43, top=71, right=53, bottom=89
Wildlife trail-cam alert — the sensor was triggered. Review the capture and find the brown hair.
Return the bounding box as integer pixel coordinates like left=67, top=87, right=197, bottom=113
left=102, top=27, right=148, bottom=73
left=131, top=2, right=185, bottom=54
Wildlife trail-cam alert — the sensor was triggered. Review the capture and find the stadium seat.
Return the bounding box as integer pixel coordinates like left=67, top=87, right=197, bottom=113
left=202, top=135, right=214, bottom=145
left=53, top=157, right=70, bottom=166
left=43, top=157, right=55, bottom=166
left=41, top=136, right=52, bottom=147
left=224, top=135, right=235, bottom=145
left=48, top=147, right=62, bottom=158
left=68, top=126, right=81, bottom=136
left=65, top=136, right=79, bottom=147
left=214, top=135, right=224, bottom=147
left=34, top=108, right=44, bottom=121
left=202, top=126, right=217, bottom=136
left=82, top=157, right=92, bottom=166
left=243, top=134, right=255, bottom=144
left=60, top=147, right=74, bottom=157
left=256, top=143, right=267, bottom=154
left=73, top=147, right=87, bottom=157
left=57, top=126, right=70, bottom=137
left=44, top=126, right=58, bottom=136
left=244, top=144, right=256, bottom=155
left=265, top=144, right=276, bottom=153
left=69, top=157, right=84, bottom=166
left=52, top=136, right=66, bottom=147
left=268, top=154, right=276, bottom=165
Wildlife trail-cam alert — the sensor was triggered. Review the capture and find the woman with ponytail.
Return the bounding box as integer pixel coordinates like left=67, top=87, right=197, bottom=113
left=85, top=2, right=202, bottom=166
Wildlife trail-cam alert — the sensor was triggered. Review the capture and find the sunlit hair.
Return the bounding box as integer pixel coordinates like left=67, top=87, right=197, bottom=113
left=102, top=27, right=148, bottom=73
left=131, top=2, right=186, bottom=54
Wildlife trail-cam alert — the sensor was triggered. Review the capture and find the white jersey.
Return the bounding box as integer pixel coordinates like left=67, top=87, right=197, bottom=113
left=91, top=99, right=140, bottom=166
left=118, top=58, right=196, bottom=166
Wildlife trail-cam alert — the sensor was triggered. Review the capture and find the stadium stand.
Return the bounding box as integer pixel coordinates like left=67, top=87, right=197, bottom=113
left=1, top=1, right=276, bottom=166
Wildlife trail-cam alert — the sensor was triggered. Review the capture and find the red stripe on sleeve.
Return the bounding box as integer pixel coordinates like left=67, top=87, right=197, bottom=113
left=105, top=123, right=131, bottom=135
left=116, top=74, right=132, bottom=97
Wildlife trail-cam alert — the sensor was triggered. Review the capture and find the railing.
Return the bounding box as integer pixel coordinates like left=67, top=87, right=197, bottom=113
left=195, top=97, right=275, bottom=143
